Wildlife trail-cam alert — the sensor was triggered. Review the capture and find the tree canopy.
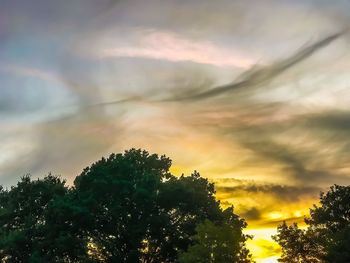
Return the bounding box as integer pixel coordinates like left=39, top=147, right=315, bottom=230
left=0, top=149, right=252, bottom=263
left=273, top=184, right=350, bottom=263
left=178, top=219, right=251, bottom=263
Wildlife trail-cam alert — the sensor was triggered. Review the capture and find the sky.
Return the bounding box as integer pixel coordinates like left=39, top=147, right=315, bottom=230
left=1, top=0, right=350, bottom=261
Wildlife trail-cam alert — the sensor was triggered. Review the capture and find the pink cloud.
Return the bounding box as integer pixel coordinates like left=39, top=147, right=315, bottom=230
left=99, top=31, right=256, bottom=69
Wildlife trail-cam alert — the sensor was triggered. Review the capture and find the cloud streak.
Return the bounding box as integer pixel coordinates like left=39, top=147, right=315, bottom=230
left=174, top=31, right=344, bottom=101
left=99, top=30, right=256, bottom=68
left=216, top=181, right=322, bottom=202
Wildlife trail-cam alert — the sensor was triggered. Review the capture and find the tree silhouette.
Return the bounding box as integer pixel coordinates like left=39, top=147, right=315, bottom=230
left=0, top=175, right=85, bottom=262
left=274, top=184, right=350, bottom=263
left=272, top=222, right=321, bottom=263
left=179, top=219, right=251, bottom=263
left=0, top=149, right=252, bottom=262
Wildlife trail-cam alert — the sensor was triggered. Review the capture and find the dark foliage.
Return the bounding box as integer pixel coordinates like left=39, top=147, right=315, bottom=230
left=273, top=184, right=350, bottom=263
left=0, top=149, right=252, bottom=263
left=0, top=174, right=86, bottom=262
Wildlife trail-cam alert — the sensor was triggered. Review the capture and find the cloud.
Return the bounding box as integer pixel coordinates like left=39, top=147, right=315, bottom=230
left=303, top=110, right=350, bottom=132
left=240, top=139, right=333, bottom=184
left=175, top=31, right=345, bottom=100
left=0, top=65, right=74, bottom=117
left=214, top=179, right=321, bottom=228
left=240, top=207, right=262, bottom=220
left=99, top=30, right=256, bottom=68
left=0, top=64, right=61, bottom=83
left=92, top=30, right=345, bottom=118
left=216, top=182, right=322, bottom=202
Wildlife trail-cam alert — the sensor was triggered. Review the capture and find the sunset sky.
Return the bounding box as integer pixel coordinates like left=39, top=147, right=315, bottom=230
left=1, top=1, right=350, bottom=261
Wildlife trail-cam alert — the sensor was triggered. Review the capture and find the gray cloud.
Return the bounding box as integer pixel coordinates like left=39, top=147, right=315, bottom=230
left=240, top=207, right=262, bottom=220
left=172, top=31, right=344, bottom=101
left=304, top=110, right=350, bottom=132
left=216, top=182, right=322, bottom=202
left=242, top=140, right=332, bottom=184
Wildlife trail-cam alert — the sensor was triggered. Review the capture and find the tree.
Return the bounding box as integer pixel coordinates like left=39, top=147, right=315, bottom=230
left=324, top=226, right=350, bottom=263
left=274, top=184, right=350, bottom=263
left=307, top=185, right=350, bottom=263
left=0, top=149, right=254, bottom=262
left=0, top=174, right=84, bottom=262
left=71, top=149, right=252, bottom=262
left=272, top=222, right=321, bottom=263
left=306, top=185, right=350, bottom=232
left=71, top=149, right=174, bottom=262
left=179, top=219, right=252, bottom=263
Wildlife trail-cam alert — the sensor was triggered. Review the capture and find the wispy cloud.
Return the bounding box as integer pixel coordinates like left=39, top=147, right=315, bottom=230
left=99, top=30, right=256, bottom=68
left=215, top=180, right=322, bottom=202
left=172, top=31, right=345, bottom=101
left=0, top=64, right=61, bottom=83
